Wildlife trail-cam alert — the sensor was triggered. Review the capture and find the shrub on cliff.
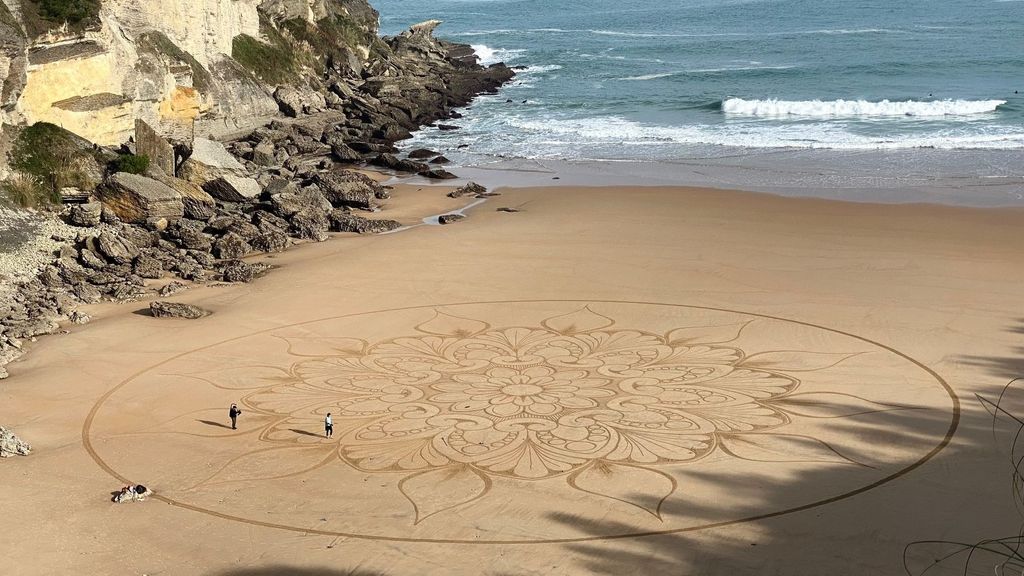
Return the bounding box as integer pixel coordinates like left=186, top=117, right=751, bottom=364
left=114, top=154, right=150, bottom=175
left=0, top=172, right=56, bottom=209
left=281, top=15, right=386, bottom=75
left=23, top=0, right=100, bottom=35
left=232, top=15, right=299, bottom=86
left=10, top=123, right=105, bottom=197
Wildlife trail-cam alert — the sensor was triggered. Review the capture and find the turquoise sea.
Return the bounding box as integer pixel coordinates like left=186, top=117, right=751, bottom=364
left=376, top=0, right=1024, bottom=204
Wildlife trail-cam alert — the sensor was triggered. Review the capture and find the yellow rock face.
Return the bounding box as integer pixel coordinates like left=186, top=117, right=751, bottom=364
left=19, top=51, right=134, bottom=145
left=159, top=86, right=202, bottom=121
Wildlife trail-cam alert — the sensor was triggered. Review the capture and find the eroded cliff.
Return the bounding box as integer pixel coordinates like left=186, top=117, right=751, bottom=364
left=0, top=0, right=510, bottom=158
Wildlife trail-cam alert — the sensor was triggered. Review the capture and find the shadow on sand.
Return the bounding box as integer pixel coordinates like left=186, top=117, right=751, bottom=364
left=216, top=565, right=387, bottom=569
left=197, top=419, right=233, bottom=429
left=214, top=325, right=1024, bottom=575
left=539, top=381, right=1022, bottom=575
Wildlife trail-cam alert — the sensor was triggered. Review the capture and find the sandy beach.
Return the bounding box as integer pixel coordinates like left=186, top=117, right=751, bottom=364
left=2, top=180, right=1023, bottom=575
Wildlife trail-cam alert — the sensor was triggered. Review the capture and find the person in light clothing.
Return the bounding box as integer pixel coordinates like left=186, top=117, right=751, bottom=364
left=325, top=413, right=333, bottom=438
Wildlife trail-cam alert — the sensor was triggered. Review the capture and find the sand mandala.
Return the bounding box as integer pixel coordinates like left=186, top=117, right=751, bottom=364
left=85, top=301, right=957, bottom=543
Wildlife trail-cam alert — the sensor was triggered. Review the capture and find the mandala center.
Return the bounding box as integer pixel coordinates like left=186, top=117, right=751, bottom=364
left=500, top=383, right=546, bottom=396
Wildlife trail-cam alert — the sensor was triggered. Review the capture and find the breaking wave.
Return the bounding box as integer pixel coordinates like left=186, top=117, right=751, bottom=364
left=471, top=45, right=527, bottom=66
left=722, top=98, right=1007, bottom=118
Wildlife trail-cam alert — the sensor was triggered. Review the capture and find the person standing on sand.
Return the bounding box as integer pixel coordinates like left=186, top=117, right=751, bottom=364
left=325, top=413, right=333, bottom=438
left=229, top=403, right=241, bottom=430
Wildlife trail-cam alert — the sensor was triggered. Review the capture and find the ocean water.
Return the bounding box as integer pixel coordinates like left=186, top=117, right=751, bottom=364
left=375, top=0, right=1024, bottom=204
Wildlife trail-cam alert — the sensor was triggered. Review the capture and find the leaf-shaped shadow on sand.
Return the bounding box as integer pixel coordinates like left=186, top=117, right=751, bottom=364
left=666, top=320, right=753, bottom=346
left=568, top=460, right=677, bottom=520
left=276, top=335, right=368, bottom=357
left=397, top=464, right=491, bottom=524
left=718, top=433, right=871, bottom=467
left=740, top=350, right=862, bottom=372
left=186, top=444, right=337, bottom=491
left=542, top=306, right=615, bottom=335
left=415, top=310, right=490, bottom=337
left=770, top=392, right=919, bottom=419
left=174, top=365, right=297, bottom=391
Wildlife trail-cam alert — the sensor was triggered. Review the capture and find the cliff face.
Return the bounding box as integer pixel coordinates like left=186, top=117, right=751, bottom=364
left=0, top=0, right=507, bottom=168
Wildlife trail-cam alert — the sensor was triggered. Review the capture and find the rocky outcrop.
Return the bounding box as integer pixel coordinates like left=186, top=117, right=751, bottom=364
left=0, top=0, right=515, bottom=381
left=329, top=211, right=400, bottom=234
left=135, top=119, right=175, bottom=176
left=448, top=182, right=487, bottom=198
left=438, top=213, right=465, bottom=225
left=149, top=301, right=210, bottom=319
left=0, top=426, right=31, bottom=458
left=97, top=173, right=185, bottom=224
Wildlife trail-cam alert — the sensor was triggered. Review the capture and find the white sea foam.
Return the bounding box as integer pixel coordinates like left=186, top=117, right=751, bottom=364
left=687, top=65, right=795, bottom=73
left=520, top=64, right=563, bottom=74
left=452, top=29, right=516, bottom=37
left=471, top=45, right=526, bottom=66
left=618, top=72, right=676, bottom=81
left=722, top=98, right=1007, bottom=118
left=456, top=115, right=1024, bottom=152
left=586, top=28, right=900, bottom=38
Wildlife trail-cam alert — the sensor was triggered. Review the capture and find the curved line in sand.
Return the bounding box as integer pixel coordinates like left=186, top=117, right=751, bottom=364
left=82, top=299, right=959, bottom=544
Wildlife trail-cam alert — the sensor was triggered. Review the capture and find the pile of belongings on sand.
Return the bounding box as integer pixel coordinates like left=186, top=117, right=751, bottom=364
left=0, top=426, right=31, bottom=458
left=113, top=484, right=152, bottom=503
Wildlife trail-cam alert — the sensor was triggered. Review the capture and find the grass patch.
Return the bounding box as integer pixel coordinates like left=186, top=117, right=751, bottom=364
left=232, top=15, right=300, bottom=85
left=234, top=13, right=385, bottom=83
left=11, top=122, right=101, bottom=196
left=113, top=154, right=149, bottom=175
left=1, top=172, right=59, bottom=209
left=137, top=31, right=214, bottom=94
left=280, top=15, right=388, bottom=74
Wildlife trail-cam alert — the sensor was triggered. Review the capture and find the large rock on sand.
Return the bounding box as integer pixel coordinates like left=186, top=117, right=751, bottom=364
left=98, top=173, right=184, bottom=224
left=329, top=211, right=402, bottom=234
left=314, top=172, right=388, bottom=210
left=0, top=427, right=31, bottom=458
left=149, top=301, right=210, bottom=319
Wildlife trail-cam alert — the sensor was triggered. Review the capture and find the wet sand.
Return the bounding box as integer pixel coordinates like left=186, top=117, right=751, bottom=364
left=1, top=183, right=1023, bottom=575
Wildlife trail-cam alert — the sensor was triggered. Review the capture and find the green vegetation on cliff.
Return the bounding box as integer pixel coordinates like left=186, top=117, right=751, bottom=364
left=10, top=123, right=104, bottom=198
left=113, top=154, right=150, bottom=175
left=233, top=12, right=389, bottom=84
left=23, top=0, right=100, bottom=36
left=232, top=15, right=300, bottom=85
left=1, top=173, right=55, bottom=209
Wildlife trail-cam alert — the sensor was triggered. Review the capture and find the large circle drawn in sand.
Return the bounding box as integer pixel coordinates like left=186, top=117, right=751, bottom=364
left=84, top=300, right=957, bottom=543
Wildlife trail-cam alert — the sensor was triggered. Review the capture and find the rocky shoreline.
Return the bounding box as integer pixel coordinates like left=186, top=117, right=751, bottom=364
left=0, top=20, right=513, bottom=380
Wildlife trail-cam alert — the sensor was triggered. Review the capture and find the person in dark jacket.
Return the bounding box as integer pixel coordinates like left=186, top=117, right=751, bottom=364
left=229, top=404, right=241, bottom=429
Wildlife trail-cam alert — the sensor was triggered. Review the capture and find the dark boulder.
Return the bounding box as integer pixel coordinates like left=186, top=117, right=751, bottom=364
left=149, top=301, right=209, bottom=319
left=212, top=233, right=252, bottom=260
left=438, top=214, right=465, bottom=225
left=289, top=207, right=330, bottom=242
left=132, top=254, right=164, bottom=279
left=329, top=211, right=402, bottom=234
left=448, top=182, right=487, bottom=198
left=408, top=148, right=440, bottom=159
left=313, top=172, right=385, bottom=210
left=68, top=202, right=102, bottom=227
left=220, top=260, right=271, bottom=283
left=420, top=169, right=458, bottom=180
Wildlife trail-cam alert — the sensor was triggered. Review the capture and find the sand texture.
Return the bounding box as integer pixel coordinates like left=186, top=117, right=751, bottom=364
left=1, top=184, right=1023, bottom=575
